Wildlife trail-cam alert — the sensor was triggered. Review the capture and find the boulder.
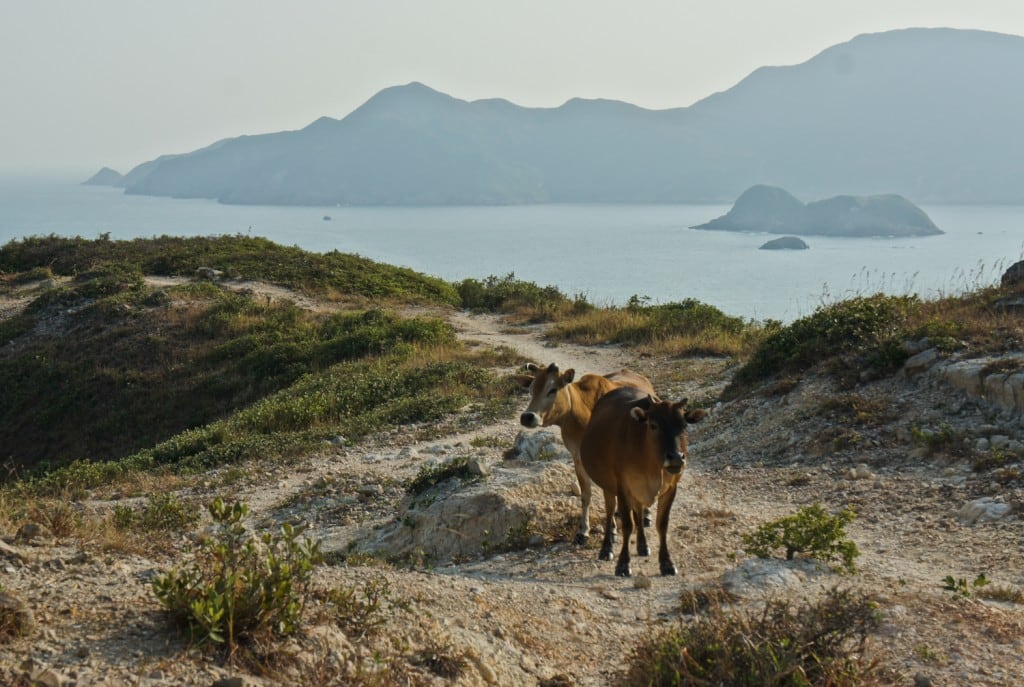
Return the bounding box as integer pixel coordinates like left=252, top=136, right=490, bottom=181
left=358, top=460, right=572, bottom=563
left=1000, top=259, right=1024, bottom=288
left=0, top=591, right=36, bottom=638
left=956, top=497, right=1014, bottom=525
left=720, top=558, right=824, bottom=597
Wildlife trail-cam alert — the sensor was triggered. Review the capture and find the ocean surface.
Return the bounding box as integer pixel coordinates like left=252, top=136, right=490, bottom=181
left=3, top=176, right=1024, bottom=322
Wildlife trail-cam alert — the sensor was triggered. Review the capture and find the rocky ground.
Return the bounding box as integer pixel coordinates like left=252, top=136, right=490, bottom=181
left=2, top=284, right=1023, bottom=686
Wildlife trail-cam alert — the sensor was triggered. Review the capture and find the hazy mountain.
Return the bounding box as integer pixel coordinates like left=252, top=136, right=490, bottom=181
left=109, top=28, right=1024, bottom=206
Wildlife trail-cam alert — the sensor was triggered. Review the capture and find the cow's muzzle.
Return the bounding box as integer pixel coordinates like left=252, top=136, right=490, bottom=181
left=664, top=452, right=686, bottom=474
left=520, top=412, right=541, bottom=428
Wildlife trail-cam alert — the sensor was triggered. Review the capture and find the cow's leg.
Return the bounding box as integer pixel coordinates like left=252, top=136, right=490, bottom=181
left=656, top=485, right=679, bottom=576
left=598, top=488, right=616, bottom=561
left=643, top=508, right=653, bottom=528
left=572, top=451, right=592, bottom=545
left=615, top=489, right=633, bottom=577
left=635, top=507, right=650, bottom=557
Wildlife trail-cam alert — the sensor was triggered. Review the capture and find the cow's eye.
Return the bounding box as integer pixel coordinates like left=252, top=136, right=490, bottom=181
left=547, top=388, right=557, bottom=396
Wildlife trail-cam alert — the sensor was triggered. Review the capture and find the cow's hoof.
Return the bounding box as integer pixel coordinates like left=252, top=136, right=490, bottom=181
left=573, top=532, right=589, bottom=546
left=637, top=543, right=650, bottom=557
left=598, top=547, right=614, bottom=562
left=615, top=563, right=631, bottom=577
left=660, top=562, right=678, bottom=576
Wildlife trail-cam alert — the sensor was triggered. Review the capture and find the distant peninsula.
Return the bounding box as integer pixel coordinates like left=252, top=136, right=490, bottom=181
left=82, top=167, right=125, bottom=187
left=693, top=185, right=942, bottom=238
left=81, top=29, right=1024, bottom=206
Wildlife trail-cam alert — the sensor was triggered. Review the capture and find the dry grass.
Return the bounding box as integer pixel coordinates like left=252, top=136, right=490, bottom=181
left=619, top=588, right=886, bottom=687
left=547, top=306, right=763, bottom=359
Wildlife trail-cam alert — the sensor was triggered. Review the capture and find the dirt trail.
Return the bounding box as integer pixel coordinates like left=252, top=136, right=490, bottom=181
left=448, top=310, right=637, bottom=377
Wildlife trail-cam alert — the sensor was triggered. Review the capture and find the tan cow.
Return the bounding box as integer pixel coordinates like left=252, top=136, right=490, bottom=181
left=580, top=386, right=706, bottom=577
left=516, top=362, right=656, bottom=544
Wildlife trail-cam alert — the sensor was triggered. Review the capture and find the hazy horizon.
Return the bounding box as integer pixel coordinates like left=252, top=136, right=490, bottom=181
left=4, top=1, right=1024, bottom=176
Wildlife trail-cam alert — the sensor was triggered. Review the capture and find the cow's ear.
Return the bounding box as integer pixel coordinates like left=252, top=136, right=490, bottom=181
left=515, top=375, right=535, bottom=390
left=525, top=362, right=541, bottom=373
left=562, top=368, right=576, bottom=384
left=634, top=394, right=655, bottom=410
left=685, top=408, right=708, bottom=424
left=630, top=407, right=647, bottom=422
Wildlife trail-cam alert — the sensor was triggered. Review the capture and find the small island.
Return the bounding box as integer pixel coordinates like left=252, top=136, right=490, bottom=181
left=82, top=167, right=125, bottom=187
left=760, top=236, right=809, bottom=250
left=694, top=185, right=943, bottom=238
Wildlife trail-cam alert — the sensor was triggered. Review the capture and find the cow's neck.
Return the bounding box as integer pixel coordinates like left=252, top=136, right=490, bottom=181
left=549, top=383, right=591, bottom=450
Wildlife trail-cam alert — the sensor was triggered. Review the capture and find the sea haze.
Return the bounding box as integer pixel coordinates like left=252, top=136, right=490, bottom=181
left=2, top=178, right=1023, bottom=323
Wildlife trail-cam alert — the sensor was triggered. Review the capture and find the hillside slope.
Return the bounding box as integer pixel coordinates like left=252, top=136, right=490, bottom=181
left=2, top=282, right=1023, bottom=686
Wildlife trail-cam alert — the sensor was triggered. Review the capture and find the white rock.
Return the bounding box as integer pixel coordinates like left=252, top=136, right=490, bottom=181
left=721, top=558, right=821, bottom=597
left=956, top=497, right=1014, bottom=525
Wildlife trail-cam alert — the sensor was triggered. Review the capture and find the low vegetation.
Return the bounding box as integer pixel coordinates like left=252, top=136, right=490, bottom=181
left=1, top=274, right=459, bottom=476
left=620, top=588, right=883, bottom=686
left=742, top=503, right=860, bottom=573
left=152, top=499, right=322, bottom=656
left=0, top=234, right=460, bottom=303
left=457, top=272, right=590, bottom=321
left=406, top=455, right=482, bottom=496
left=548, top=296, right=762, bottom=357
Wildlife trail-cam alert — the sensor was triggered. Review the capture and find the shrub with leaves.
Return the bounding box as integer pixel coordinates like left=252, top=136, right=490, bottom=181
left=113, top=493, right=201, bottom=532
left=151, top=498, right=322, bottom=656
left=620, top=588, right=883, bottom=686
left=730, top=293, right=918, bottom=390
left=406, top=456, right=481, bottom=496
left=320, top=576, right=394, bottom=640
left=742, top=503, right=860, bottom=573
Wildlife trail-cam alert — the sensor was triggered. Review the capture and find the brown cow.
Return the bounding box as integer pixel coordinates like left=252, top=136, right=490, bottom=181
left=516, top=363, right=656, bottom=544
left=580, top=386, right=706, bottom=577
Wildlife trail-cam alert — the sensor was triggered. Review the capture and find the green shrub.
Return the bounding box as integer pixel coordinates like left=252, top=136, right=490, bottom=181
left=620, top=588, right=883, bottom=686
left=942, top=573, right=990, bottom=599
left=731, top=294, right=919, bottom=389
left=457, top=272, right=586, bottom=320
left=73, top=262, right=145, bottom=298
left=742, top=503, right=860, bottom=573
left=406, top=456, right=480, bottom=496
left=151, top=498, right=322, bottom=655
left=911, top=424, right=958, bottom=457
left=113, top=493, right=201, bottom=532
left=321, top=576, right=394, bottom=640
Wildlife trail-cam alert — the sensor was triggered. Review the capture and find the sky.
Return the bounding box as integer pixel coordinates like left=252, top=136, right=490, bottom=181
left=3, top=1, right=1024, bottom=176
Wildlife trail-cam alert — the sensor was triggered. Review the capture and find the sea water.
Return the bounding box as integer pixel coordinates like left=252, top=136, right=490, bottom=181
left=2, top=176, right=1024, bottom=322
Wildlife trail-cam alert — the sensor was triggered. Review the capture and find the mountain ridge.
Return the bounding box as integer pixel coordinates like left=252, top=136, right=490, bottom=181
left=89, top=28, right=1024, bottom=206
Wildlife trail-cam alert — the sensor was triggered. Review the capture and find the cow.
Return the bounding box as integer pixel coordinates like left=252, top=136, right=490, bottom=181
left=516, top=362, right=656, bottom=544
left=580, top=386, right=707, bottom=577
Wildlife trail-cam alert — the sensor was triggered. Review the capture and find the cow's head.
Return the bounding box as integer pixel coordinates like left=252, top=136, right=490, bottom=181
left=630, top=397, right=707, bottom=474
left=516, top=362, right=575, bottom=428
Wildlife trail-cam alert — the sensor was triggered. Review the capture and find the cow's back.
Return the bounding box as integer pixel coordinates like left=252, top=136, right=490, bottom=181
left=604, top=369, right=656, bottom=396
left=581, top=386, right=651, bottom=491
